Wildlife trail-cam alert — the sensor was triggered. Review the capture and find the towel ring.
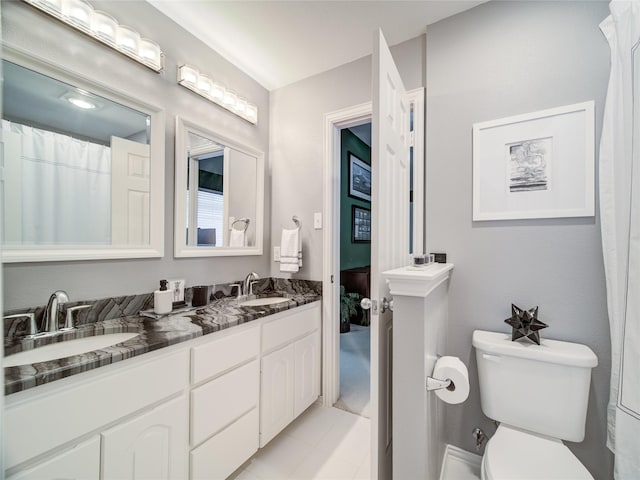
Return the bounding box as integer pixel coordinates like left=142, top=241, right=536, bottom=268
left=231, top=218, right=250, bottom=232
left=292, top=216, right=301, bottom=230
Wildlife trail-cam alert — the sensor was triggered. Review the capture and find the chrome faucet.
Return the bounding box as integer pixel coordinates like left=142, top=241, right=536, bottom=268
left=43, top=290, right=69, bottom=334
left=3, top=313, right=39, bottom=338
left=243, top=272, right=259, bottom=297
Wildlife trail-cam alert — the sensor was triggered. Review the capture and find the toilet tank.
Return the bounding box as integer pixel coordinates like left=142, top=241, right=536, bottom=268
left=472, top=330, right=597, bottom=442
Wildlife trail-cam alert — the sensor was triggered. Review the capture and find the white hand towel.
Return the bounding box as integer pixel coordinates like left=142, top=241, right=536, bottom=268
left=280, top=227, right=301, bottom=273
left=229, top=228, right=246, bottom=247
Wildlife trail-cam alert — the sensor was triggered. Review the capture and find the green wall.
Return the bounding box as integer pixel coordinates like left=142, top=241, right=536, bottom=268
left=340, top=128, right=371, bottom=271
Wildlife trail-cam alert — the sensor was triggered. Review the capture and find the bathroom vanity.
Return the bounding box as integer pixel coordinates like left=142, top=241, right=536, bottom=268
left=4, top=293, right=321, bottom=480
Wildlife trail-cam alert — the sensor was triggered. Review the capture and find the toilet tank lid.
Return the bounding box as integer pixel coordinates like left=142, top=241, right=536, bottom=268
left=472, top=330, right=598, bottom=368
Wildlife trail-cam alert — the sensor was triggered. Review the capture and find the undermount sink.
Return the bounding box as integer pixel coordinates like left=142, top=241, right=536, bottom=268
left=238, top=297, right=290, bottom=307
left=4, top=332, right=140, bottom=367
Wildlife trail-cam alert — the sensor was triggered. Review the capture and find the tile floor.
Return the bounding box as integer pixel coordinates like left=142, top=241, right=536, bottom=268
left=231, top=403, right=371, bottom=480
left=335, top=324, right=370, bottom=418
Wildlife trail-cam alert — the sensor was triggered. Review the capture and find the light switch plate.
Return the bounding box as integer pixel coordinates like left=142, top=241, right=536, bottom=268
left=274, top=246, right=281, bottom=261
left=314, top=212, right=322, bottom=229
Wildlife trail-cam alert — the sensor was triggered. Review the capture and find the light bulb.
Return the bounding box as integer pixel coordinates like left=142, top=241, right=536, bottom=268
left=211, top=82, right=225, bottom=101
left=91, top=10, right=117, bottom=44
left=32, top=0, right=63, bottom=15
left=223, top=90, right=237, bottom=107
left=116, top=25, right=140, bottom=54
left=62, top=0, right=93, bottom=30
left=197, top=74, right=213, bottom=94
left=244, top=104, right=258, bottom=124
left=234, top=97, right=247, bottom=113
left=178, top=65, right=199, bottom=87
left=139, top=38, right=162, bottom=70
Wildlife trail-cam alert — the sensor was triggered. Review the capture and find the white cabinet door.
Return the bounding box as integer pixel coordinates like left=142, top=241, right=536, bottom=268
left=102, top=395, right=188, bottom=480
left=7, top=436, right=100, bottom=480
left=294, top=331, right=320, bottom=417
left=260, top=343, right=295, bottom=447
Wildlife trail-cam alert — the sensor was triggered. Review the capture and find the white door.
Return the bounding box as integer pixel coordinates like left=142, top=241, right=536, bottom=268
left=370, top=29, right=411, bottom=480
left=111, top=136, right=151, bottom=245
left=101, top=395, right=188, bottom=480
left=260, top=343, right=295, bottom=447
left=294, top=331, right=321, bottom=416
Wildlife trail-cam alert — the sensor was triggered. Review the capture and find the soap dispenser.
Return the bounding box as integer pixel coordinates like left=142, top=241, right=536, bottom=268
left=154, top=279, right=172, bottom=315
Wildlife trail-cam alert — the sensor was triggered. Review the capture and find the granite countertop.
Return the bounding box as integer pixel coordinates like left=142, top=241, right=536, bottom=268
left=4, top=291, right=321, bottom=395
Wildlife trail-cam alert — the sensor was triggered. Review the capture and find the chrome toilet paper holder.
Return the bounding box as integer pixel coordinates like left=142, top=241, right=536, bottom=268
left=426, top=376, right=454, bottom=392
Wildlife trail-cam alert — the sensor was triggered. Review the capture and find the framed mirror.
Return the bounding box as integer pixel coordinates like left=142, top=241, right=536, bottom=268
left=1, top=47, right=165, bottom=262
left=174, top=117, right=264, bottom=257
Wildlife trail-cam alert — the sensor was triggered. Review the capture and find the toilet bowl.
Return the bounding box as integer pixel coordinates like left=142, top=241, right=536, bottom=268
left=481, top=425, right=593, bottom=480
left=472, top=330, right=598, bottom=480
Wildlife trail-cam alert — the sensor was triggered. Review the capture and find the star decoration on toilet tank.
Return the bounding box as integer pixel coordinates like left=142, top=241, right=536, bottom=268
left=504, top=304, right=548, bottom=345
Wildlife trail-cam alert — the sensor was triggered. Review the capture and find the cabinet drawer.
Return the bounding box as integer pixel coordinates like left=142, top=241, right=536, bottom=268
left=191, top=360, right=259, bottom=446
left=7, top=436, right=100, bottom=480
left=261, top=303, right=320, bottom=353
left=190, top=408, right=258, bottom=480
left=191, top=325, right=259, bottom=384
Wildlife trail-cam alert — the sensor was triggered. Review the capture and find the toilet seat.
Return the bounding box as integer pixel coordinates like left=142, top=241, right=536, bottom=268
left=482, top=425, right=593, bottom=480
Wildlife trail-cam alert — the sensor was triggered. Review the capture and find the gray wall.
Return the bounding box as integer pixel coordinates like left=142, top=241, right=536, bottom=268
left=269, top=34, right=425, bottom=280
left=425, top=2, right=613, bottom=478
left=2, top=1, right=270, bottom=310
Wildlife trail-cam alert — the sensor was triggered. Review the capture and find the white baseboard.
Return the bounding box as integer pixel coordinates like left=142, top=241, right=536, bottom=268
left=439, top=444, right=482, bottom=480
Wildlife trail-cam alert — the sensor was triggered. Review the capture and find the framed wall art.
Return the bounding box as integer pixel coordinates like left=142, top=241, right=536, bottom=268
left=472, top=101, right=595, bottom=221
left=348, top=152, right=371, bottom=202
left=352, top=205, right=371, bottom=243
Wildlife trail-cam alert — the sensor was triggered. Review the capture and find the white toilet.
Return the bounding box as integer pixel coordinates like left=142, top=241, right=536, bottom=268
left=472, top=330, right=598, bottom=480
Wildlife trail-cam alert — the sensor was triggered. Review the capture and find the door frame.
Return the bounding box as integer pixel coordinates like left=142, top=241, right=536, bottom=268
left=321, top=86, right=425, bottom=443
left=322, top=101, right=373, bottom=409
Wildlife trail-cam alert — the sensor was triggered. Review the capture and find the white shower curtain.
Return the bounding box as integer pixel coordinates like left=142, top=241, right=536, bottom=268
left=2, top=120, right=112, bottom=244
left=599, top=1, right=640, bottom=478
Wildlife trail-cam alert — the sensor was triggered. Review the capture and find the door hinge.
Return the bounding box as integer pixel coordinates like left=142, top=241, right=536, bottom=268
left=409, top=131, right=415, bottom=148
left=331, top=274, right=334, bottom=284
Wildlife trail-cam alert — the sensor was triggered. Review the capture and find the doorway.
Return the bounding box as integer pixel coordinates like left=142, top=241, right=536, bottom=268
left=321, top=88, right=424, bottom=474
left=323, top=90, right=423, bottom=406
left=336, top=122, right=373, bottom=419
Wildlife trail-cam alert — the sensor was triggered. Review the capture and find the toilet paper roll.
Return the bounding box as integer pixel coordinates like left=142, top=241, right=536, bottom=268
left=433, top=356, right=470, bottom=404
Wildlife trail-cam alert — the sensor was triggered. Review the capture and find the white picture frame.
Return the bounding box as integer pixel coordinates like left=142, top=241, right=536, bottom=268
left=472, top=101, right=595, bottom=221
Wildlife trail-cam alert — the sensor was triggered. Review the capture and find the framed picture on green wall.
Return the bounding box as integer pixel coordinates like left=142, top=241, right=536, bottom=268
left=352, top=205, right=371, bottom=243
left=348, top=152, right=371, bottom=202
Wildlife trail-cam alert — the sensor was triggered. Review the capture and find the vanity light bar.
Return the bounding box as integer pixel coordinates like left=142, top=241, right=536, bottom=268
left=177, top=65, right=258, bottom=125
left=22, top=0, right=164, bottom=72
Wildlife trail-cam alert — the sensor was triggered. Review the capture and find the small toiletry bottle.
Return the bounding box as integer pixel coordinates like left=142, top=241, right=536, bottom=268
left=154, top=279, right=172, bottom=315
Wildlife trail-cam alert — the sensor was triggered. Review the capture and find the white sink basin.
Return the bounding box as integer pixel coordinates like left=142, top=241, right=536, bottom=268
left=4, top=332, right=140, bottom=367
left=238, top=297, right=290, bottom=307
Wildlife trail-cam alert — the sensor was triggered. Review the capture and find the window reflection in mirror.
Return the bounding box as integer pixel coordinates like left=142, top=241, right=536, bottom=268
left=175, top=117, right=263, bottom=257
left=1, top=59, right=152, bottom=248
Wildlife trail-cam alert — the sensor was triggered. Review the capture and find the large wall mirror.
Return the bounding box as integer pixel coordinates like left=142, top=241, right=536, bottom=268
left=174, top=117, right=264, bottom=257
left=1, top=47, right=165, bottom=262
